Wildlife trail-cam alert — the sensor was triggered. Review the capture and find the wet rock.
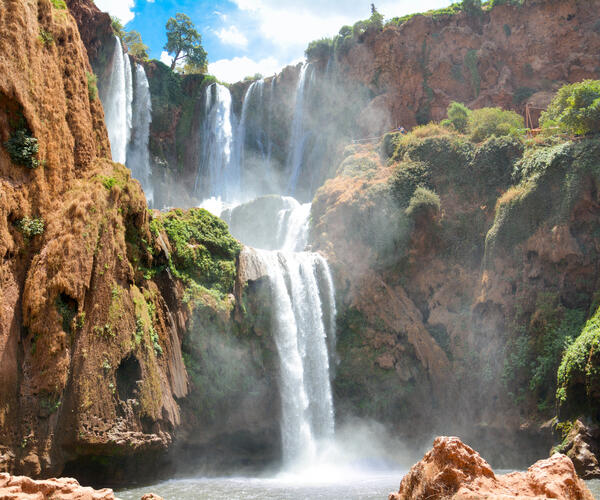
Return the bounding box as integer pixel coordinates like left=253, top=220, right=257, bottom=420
left=389, top=436, right=593, bottom=500
left=141, top=494, right=164, bottom=500
left=559, top=420, right=600, bottom=479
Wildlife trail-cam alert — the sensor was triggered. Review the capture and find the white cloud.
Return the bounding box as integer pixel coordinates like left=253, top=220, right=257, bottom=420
left=229, top=0, right=453, bottom=50
left=208, top=56, right=287, bottom=83
left=160, top=51, right=173, bottom=67
left=94, top=0, right=136, bottom=24
left=216, top=26, right=248, bottom=48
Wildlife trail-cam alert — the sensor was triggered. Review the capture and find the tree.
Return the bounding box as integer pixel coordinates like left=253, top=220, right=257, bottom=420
left=446, top=101, right=471, bottom=133
left=370, top=4, right=384, bottom=29
left=540, top=80, right=600, bottom=135
left=122, top=30, right=149, bottom=59
left=164, top=13, right=207, bottom=72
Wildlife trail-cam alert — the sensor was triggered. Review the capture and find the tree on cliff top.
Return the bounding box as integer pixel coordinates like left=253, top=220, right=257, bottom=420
left=541, top=80, right=600, bottom=136
left=164, top=13, right=207, bottom=73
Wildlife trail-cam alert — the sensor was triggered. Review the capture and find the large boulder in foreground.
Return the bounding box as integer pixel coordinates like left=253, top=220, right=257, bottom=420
left=0, top=472, right=115, bottom=499
left=389, top=436, right=593, bottom=500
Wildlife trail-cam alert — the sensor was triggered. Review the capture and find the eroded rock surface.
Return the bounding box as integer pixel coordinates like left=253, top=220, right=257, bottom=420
left=389, top=436, right=594, bottom=500
left=0, top=472, right=115, bottom=499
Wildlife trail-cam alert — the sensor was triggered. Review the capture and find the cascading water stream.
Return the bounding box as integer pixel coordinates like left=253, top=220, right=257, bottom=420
left=234, top=195, right=336, bottom=467
left=195, top=83, right=239, bottom=201
left=127, top=63, right=153, bottom=203
left=286, top=64, right=312, bottom=195
left=99, top=36, right=153, bottom=204
left=100, top=36, right=132, bottom=164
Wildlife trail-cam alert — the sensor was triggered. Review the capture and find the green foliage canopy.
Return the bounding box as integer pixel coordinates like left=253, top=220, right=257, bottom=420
left=468, top=107, right=524, bottom=142
left=164, top=13, right=208, bottom=72
left=541, top=80, right=600, bottom=135
left=122, top=30, right=149, bottom=59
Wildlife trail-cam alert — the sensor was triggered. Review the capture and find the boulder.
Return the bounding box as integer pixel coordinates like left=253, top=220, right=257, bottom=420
left=0, top=472, right=114, bottom=499
left=389, top=436, right=593, bottom=500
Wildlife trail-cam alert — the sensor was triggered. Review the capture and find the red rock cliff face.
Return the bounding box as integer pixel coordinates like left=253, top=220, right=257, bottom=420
left=0, top=0, right=189, bottom=482
left=336, top=0, right=600, bottom=133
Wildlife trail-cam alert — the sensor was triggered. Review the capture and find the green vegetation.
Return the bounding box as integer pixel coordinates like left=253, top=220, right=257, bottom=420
left=164, top=13, right=207, bottom=72
left=86, top=71, right=98, bottom=101
left=150, top=208, right=241, bottom=301
left=110, top=16, right=125, bottom=38
left=305, top=38, right=334, bottom=61
left=38, top=28, right=53, bottom=46
left=4, top=129, right=39, bottom=169
left=447, top=101, right=470, bottom=133
left=556, top=304, right=600, bottom=417
left=405, top=187, right=441, bottom=217
left=49, top=0, right=66, bottom=9
left=468, top=107, right=524, bottom=142
left=541, top=80, right=600, bottom=136
left=17, top=216, right=44, bottom=239
left=122, top=30, right=149, bottom=59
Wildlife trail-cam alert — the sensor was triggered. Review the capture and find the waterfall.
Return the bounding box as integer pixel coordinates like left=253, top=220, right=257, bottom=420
left=100, top=36, right=131, bottom=164
left=99, top=36, right=154, bottom=203
left=259, top=250, right=335, bottom=465
left=276, top=197, right=311, bottom=252
left=286, top=64, right=312, bottom=195
left=195, top=83, right=239, bottom=201
left=127, top=63, right=153, bottom=203
left=236, top=194, right=335, bottom=467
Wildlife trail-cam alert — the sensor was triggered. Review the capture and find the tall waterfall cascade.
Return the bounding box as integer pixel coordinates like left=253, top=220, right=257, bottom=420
left=286, top=63, right=313, bottom=195
left=195, top=83, right=240, bottom=201
left=99, top=36, right=153, bottom=204
left=234, top=196, right=337, bottom=467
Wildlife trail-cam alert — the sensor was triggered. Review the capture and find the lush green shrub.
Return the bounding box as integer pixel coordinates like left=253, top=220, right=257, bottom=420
left=469, top=135, right=523, bottom=195
left=4, top=129, right=39, bottom=169
left=86, top=71, right=98, bottom=101
left=389, top=161, right=432, bottom=206
left=50, top=0, right=66, bottom=9
left=540, top=80, right=600, bottom=135
left=556, top=304, right=600, bottom=417
left=447, top=101, right=471, bottom=133
left=405, top=187, right=441, bottom=217
left=305, top=37, right=334, bottom=61
left=151, top=208, right=241, bottom=296
left=462, top=0, right=482, bottom=16
left=468, top=107, right=524, bottom=142
left=18, top=216, right=44, bottom=238
left=380, top=132, right=401, bottom=159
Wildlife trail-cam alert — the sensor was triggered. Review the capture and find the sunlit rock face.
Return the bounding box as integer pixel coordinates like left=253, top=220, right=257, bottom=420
left=389, top=436, right=594, bottom=500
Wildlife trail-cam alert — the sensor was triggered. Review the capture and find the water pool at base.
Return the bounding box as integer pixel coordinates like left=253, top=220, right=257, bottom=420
left=117, top=469, right=405, bottom=500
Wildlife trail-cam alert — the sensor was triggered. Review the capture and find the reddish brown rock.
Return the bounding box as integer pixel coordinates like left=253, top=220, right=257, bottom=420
left=389, top=436, right=594, bottom=500
left=0, top=472, right=115, bottom=499
left=141, top=494, right=164, bottom=500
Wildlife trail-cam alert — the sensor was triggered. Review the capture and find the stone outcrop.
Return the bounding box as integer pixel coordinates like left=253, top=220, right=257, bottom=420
left=389, top=436, right=594, bottom=500
left=555, top=420, right=600, bottom=479
left=0, top=473, right=115, bottom=499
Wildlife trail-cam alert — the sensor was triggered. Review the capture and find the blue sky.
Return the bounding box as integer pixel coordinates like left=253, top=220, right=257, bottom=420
left=95, top=0, right=453, bottom=83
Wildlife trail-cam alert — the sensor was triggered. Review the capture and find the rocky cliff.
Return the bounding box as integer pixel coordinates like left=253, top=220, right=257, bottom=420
left=0, top=0, right=278, bottom=485
left=311, top=130, right=600, bottom=466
